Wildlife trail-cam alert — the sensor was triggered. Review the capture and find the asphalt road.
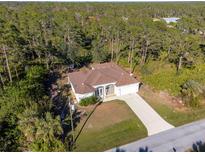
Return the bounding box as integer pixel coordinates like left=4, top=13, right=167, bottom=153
left=107, top=119, right=205, bottom=152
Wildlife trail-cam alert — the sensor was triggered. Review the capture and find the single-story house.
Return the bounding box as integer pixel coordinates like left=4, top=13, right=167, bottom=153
left=68, top=62, right=140, bottom=103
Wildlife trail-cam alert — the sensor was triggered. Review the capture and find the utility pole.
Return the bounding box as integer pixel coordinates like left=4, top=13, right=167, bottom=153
left=130, top=39, right=135, bottom=75
left=68, top=97, right=75, bottom=150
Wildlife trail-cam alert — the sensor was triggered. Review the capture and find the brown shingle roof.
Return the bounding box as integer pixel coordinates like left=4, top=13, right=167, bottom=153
left=68, top=62, right=138, bottom=94
left=84, top=70, right=116, bottom=86
left=68, top=71, right=95, bottom=94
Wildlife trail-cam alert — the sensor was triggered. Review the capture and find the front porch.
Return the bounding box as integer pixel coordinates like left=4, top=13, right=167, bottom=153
left=95, top=84, right=115, bottom=99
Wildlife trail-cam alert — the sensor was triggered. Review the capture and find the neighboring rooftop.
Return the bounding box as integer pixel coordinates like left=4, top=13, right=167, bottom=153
left=68, top=62, right=138, bottom=94
left=162, top=17, right=180, bottom=24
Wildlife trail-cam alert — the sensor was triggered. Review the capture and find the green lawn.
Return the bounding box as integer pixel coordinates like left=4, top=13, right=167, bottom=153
left=140, top=91, right=205, bottom=127
left=148, top=99, right=205, bottom=126
left=74, top=101, right=147, bottom=152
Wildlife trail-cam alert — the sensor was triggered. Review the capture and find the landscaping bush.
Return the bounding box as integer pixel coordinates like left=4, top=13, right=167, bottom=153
left=79, top=96, right=98, bottom=106
left=181, top=80, right=205, bottom=108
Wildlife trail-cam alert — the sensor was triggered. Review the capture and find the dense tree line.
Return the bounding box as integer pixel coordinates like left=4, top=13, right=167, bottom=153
left=0, top=2, right=205, bottom=81
left=0, top=2, right=205, bottom=151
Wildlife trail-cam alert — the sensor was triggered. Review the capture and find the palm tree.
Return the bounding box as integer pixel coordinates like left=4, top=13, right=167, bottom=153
left=18, top=105, right=66, bottom=152
left=32, top=112, right=65, bottom=152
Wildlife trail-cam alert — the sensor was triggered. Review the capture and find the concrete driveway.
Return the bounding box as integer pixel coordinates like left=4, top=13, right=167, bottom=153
left=104, top=93, right=174, bottom=136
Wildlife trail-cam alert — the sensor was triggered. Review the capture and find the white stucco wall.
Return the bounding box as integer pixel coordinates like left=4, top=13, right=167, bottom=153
left=115, top=82, right=140, bottom=96
left=75, top=92, right=95, bottom=102
left=70, top=81, right=140, bottom=103
left=70, top=82, right=76, bottom=94
left=74, top=82, right=116, bottom=102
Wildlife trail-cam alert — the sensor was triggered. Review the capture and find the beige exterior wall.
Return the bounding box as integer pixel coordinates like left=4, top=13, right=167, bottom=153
left=71, top=81, right=140, bottom=103
left=115, top=83, right=140, bottom=96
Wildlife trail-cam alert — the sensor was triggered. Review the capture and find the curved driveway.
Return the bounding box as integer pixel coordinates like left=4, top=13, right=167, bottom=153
left=104, top=93, right=174, bottom=136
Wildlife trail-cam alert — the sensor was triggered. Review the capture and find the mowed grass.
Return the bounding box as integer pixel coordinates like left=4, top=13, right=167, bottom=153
left=139, top=89, right=205, bottom=127
left=74, top=100, right=147, bottom=152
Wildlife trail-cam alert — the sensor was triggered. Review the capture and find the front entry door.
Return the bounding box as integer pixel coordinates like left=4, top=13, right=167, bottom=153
left=97, top=87, right=104, bottom=98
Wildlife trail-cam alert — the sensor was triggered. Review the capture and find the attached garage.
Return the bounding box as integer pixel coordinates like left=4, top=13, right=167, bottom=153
left=116, top=83, right=140, bottom=96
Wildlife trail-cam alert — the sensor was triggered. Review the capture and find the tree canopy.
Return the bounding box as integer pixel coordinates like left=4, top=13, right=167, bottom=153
left=0, top=2, right=205, bottom=151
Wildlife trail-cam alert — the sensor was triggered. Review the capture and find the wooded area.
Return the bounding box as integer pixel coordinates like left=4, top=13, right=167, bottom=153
left=0, top=2, right=205, bottom=151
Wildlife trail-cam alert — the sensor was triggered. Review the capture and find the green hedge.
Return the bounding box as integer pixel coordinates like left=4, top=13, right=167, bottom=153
left=79, top=96, right=98, bottom=106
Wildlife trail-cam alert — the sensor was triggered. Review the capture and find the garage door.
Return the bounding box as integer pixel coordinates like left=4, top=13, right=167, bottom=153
left=118, top=83, right=139, bottom=96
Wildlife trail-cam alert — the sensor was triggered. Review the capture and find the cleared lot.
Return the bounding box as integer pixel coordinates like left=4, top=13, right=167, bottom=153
left=74, top=100, right=147, bottom=152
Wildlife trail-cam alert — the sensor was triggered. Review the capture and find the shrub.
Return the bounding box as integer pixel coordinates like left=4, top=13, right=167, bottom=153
left=141, top=62, right=205, bottom=96
left=140, top=65, right=153, bottom=75
left=79, top=96, right=98, bottom=106
left=181, top=80, right=205, bottom=108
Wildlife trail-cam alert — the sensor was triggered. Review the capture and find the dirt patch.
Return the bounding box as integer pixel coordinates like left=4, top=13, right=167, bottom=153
left=138, top=84, right=188, bottom=112
left=76, top=100, right=136, bottom=132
